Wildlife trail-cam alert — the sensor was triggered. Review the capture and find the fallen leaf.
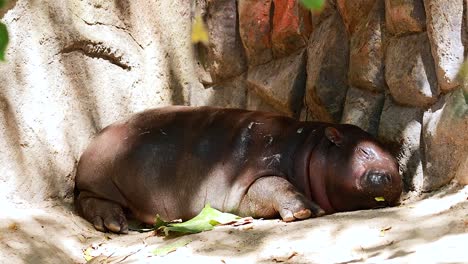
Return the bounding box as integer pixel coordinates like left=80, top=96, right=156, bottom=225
left=152, top=238, right=192, bottom=256
left=8, top=222, right=18, bottom=231
left=272, top=251, right=298, bottom=262
left=0, top=22, right=8, bottom=61
left=380, top=226, right=392, bottom=236
left=82, top=243, right=107, bottom=262
left=381, top=226, right=392, bottom=231
left=375, top=197, right=385, bottom=202
left=229, top=217, right=254, bottom=227
left=83, top=246, right=95, bottom=262
left=157, top=204, right=241, bottom=235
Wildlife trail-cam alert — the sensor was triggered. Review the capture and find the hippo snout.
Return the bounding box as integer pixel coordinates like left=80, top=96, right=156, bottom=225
left=362, top=170, right=392, bottom=190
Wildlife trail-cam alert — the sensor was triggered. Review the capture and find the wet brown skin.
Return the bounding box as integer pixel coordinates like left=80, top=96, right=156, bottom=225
left=75, top=106, right=402, bottom=233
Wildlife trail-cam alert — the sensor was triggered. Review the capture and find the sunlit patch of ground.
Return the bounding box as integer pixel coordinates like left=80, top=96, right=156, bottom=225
left=1, top=184, right=467, bottom=264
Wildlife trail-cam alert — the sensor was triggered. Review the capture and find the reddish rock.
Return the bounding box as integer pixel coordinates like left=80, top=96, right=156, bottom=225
left=198, top=0, right=247, bottom=83
left=305, top=12, right=349, bottom=122
left=348, top=0, right=386, bottom=92
left=336, top=0, right=376, bottom=35
left=246, top=50, right=306, bottom=117
left=385, top=0, right=426, bottom=35
left=238, top=0, right=273, bottom=66
left=340, top=87, right=384, bottom=136
left=424, top=0, right=464, bottom=92
left=271, top=0, right=312, bottom=58
left=385, top=33, right=439, bottom=107
left=378, top=96, right=424, bottom=191
left=422, top=88, right=468, bottom=191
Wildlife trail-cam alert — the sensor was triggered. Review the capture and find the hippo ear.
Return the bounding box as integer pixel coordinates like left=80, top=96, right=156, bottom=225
left=325, top=127, right=343, bottom=146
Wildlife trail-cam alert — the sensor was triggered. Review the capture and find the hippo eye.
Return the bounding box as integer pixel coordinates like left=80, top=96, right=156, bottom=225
left=359, top=147, right=372, bottom=159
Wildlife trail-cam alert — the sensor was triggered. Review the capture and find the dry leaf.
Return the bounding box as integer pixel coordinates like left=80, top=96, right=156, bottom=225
left=380, top=226, right=392, bottom=236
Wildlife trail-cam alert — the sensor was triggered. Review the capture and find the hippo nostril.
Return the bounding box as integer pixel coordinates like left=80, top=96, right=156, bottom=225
left=366, top=172, right=392, bottom=187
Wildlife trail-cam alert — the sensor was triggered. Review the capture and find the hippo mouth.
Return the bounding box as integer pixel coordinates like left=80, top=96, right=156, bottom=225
left=360, top=170, right=400, bottom=207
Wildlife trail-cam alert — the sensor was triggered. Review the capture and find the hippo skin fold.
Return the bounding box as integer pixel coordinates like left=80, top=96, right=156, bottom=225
left=75, top=106, right=402, bottom=233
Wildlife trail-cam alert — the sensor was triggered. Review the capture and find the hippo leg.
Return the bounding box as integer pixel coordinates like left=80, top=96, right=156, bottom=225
left=77, top=192, right=128, bottom=234
left=238, top=176, right=325, bottom=222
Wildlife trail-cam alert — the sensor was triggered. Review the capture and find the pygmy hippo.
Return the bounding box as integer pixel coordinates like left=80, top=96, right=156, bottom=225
left=75, top=106, right=402, bottom=233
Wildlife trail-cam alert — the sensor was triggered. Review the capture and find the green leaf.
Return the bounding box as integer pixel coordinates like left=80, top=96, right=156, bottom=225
left=300, top=0, right=325, bottom=10
left=157, top=204, right=240, bottom=235
left=0, top=22, right=8, bottom=61
left=154, top=214, right=170, bottom=229
left=0, top=0, right=5, bottom=8
left=152, top=238, right=192, bottom=256
left=374, top=196, right=385, bottom=202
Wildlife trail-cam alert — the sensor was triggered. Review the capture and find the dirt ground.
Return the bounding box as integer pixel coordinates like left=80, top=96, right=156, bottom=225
left=0, top=183, right=466, bottom=264
left=1, top=1, right=467, bottom=263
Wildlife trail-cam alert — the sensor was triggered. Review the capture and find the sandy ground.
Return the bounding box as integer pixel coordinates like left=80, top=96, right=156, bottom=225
left=0, top=184, right=467, bottom=264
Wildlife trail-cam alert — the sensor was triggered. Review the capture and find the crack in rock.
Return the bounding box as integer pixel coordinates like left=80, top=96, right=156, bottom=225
left=72, top=11, right=145, bottom=50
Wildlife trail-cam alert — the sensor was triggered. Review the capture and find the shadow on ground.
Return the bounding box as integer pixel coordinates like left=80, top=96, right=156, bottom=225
left=2, top=185, right=465, bottom=264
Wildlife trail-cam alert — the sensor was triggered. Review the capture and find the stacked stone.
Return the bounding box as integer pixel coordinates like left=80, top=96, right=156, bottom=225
left=193, top=0, right=311, bottom=117
left=192, top=0, right=467, bottom=192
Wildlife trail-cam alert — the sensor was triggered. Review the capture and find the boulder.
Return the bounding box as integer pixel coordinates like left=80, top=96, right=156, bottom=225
left=336, top=0, right=376, bottom=35
left=246, top=89, right=282, bottom=114
left=422, top=88, right=468, bottom=191
left=246, top=50, right=306, bottom=117
left=305, top=12, right=349, bottom=122
left=378, top=96, right=424, bottom=191
left=454, top=156, right=468, bottom=185
left=340, top=87, right=384, bottom=136
left=190, top=76, right=247, bottom=109
left=299, top=105, right=318, bottom=121
left=271, top=0, right=312, bottom=58
left=385, top=0, right=426, bottom=35
left=385, top=33, right=439, bottom=107
left=238, top=0, right=273, bottom=66
left=424, top=0, right=464, bottom=92
left=310, top=0, right=336, bottom=30
left=197, top=0, right=247, bottom=83
left=348, top=0, right=386, bottom=92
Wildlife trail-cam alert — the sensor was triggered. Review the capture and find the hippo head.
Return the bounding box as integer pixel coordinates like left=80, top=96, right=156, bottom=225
left=313, top=125, right=402, bottom=214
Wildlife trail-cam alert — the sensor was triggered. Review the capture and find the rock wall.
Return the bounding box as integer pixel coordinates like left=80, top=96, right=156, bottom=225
left=0, top=0, right=200, bottom=202
left=193, top=0, right=467, bottom=192
left=0, top=0, right=466, bottom=204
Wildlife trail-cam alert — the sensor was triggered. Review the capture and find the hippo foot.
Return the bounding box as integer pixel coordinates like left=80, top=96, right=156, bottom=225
left=77, top=194, right=128, bottom=234
left=239, top=176, right=325, bottom=222
left=277, top=192, right=323, bottom=222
